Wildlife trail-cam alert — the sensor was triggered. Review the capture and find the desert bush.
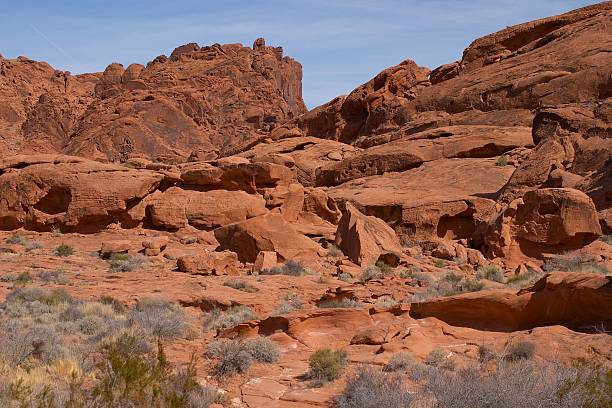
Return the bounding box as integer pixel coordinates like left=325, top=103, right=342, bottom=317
left=6, top=233, right=28, bottom=245
left=375, top=260, right=393, bottom=275
left=0, top=271, right=33, bottom=285
left=601, top=234, right=612, bottom=245
left=375, top=296, right=398, bottom=309
left=434, top=259, right=446, bottom=268
left=383, top=352, right=417, bottom=373
left=308, top=348, right=347, bottom=385
left=319, top=298, right=362, bottom=309
left=38, top=269, right=69, bottom=285
left=223, top=279, right=258, bottom=293
left=109, top=253, right=145, bottom=272
left=327, top=244, right=343, bottom=257
left=412, top=276, right=483, bottom=302
left=24, top=241, right=43, bottom=252
left=504, top=340, right=535, bottom=361
left=544, top=254, right=610, bottom=275
left=477, top=264, right=505, bottom=282
left=244, top=336, right=280, bottom=363
left=100, top=295, right=126, bottom=314
left=478, top=344, right=496, bottom=364
left=442, top=270, right=462, bottom=284
left=337, top=272, right=353, bottom=282
left=206, top=339, right=253, bottom=377
left=506, top=268, right=543, bottom=288
left=204, top=305, right=255, bottom=331
left=261, top=259, right=308, bottom=276
left=92, top=333, right=214, bottom=406
left=412, top=360, right=610, bottom=408
left=496, top=155, right=509, bottom=166
left=127, top=298, right=187, bottom=340
left=54, top=243, right=74, bottom=257
left=337, top=366, right=414, bottom=408
left=5, top=287, right=71, bottom=306
left=425, top=348, right=455, bottom=370
left=272, top=292, right=303, bottom=316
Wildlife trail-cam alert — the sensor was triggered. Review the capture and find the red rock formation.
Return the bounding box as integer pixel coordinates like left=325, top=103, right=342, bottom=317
left=0, top=39, right=305, bottom=162
left=410, top=272, right=612, bottom=331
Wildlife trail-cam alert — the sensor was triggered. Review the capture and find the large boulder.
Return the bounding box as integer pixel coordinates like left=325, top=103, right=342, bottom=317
left=214, top=213, right=323, bottom=263
left=410, top=272, right=612, bottom=331
left=335, top=202, right=403, bottom=266
left=177, top=250, right=240, bottom=275
left=485, top=188, right=602, bottom=259
left=148, top=187, right=267, bottom=230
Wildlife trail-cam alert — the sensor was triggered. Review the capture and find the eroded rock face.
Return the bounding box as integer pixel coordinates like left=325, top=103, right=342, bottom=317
left=485, top=188, right=602, bottom=259
left=148, top=188, right=267, bottom=230
left=328, top=158, right=512, bottom=243
left=410, top=272, right=612, bottom=331
left=1, top=39, right=306, bottom=162
left=335, top=202, right=403, bottom=266
left=0, top=155, right=163, bottom=232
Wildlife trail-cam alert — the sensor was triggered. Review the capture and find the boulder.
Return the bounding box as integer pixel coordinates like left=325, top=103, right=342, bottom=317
left=100, top=240, right=132, bottom=258
left=148, top=187, right=267, bottom=230
left=253, top=251, right=278, bottom=272
left=214, top=213, right=323, bottom=263
left=485, top=188, right=602, bottom=259
left=176, top=250, right=240, bottom=275
left=335, top=202, right=403, bottom=266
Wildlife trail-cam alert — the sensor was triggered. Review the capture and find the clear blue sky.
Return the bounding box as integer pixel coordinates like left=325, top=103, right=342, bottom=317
left=0, top=0, right=597, bottom=108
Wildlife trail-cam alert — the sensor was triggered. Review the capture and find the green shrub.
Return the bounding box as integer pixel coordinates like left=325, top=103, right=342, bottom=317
left=442, top=271, right=462, bottom=284
left=434, top=259, right=446, bottom=268
left=478, top=265, right=505, bottom=282
left=307, top=348, right=348, bottom=385
left=601, top=234, right=612, bottom=245
left=496, top=155, right=509, bottom=166
left=360, top=265, right=384, bottom=282
left=204, top=305, right=256, bottom=331
left=337, top=366, right=414, bottom=408
left=504, top=340, right=535, bottom=361
left=54, top=243, right=74, bottom=257
left=6, top=233, right=28, bottom=245
left=375, top=260, right=393, bottom=275
left=5, top=287, right=71, bottom=306
left=0, top=271, right=33, bottom=285
left=100, top=295, right=126, bottom=314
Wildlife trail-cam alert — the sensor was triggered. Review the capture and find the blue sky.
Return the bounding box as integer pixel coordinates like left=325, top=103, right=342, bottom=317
left=0, top=0, right=597, bottom=108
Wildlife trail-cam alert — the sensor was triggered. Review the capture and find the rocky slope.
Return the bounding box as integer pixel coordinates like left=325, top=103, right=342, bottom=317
left=0, top=3, right=611, bottom=407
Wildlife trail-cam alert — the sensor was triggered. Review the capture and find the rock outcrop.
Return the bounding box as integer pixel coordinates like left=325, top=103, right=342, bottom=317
left=1, top=39, right=305, bottom=162
left=410, top=272, right=612, bottom=331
